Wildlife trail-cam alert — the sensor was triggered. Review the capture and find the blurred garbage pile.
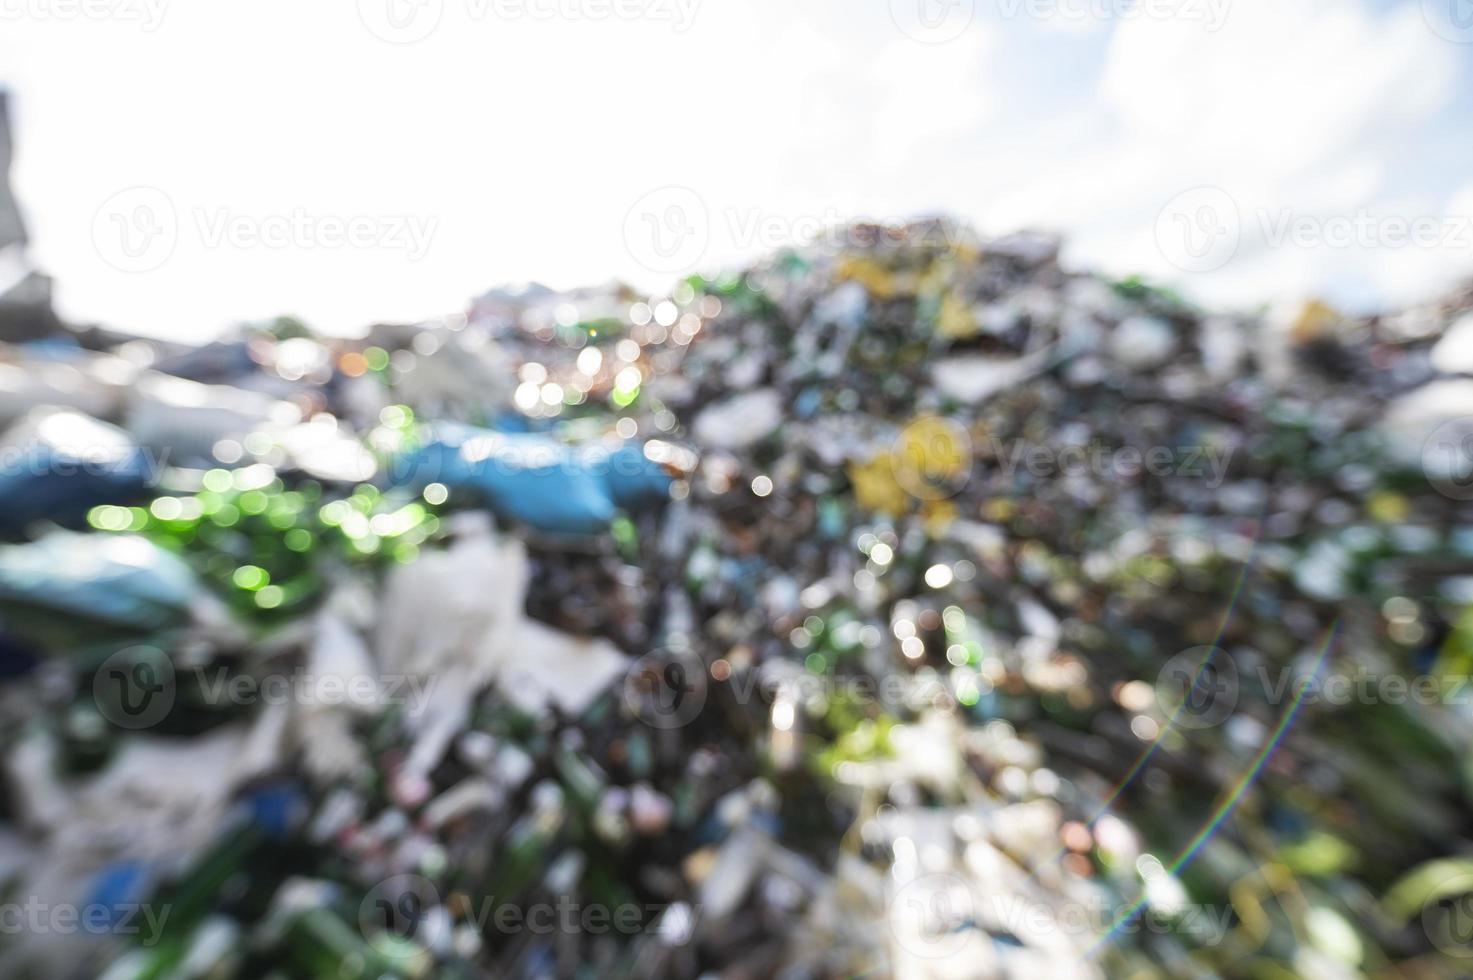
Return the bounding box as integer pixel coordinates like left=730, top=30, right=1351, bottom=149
left=0, top=93, right=60, bottom=344
left=1, top=204, right=1473, bottom=978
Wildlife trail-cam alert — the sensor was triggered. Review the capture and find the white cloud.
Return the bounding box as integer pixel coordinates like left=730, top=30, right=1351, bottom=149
left=1037, top=0, right=1464, bottom=311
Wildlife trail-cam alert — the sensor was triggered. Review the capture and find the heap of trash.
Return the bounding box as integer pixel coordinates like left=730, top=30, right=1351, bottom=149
left=4, top=122, right=1473, bottom=980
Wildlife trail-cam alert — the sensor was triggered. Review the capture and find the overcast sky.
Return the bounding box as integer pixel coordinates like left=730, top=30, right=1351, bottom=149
left=1, top=0, right=1470, bottom=341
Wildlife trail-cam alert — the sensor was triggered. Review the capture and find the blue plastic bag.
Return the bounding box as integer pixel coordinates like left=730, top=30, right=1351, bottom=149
left=0, top=410, right=155, bottom=538
left=390, top=425, right=671, bottom=535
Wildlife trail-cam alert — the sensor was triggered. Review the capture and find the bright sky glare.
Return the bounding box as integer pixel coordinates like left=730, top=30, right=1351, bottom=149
left=0, top=0, right=1469, bottom=341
